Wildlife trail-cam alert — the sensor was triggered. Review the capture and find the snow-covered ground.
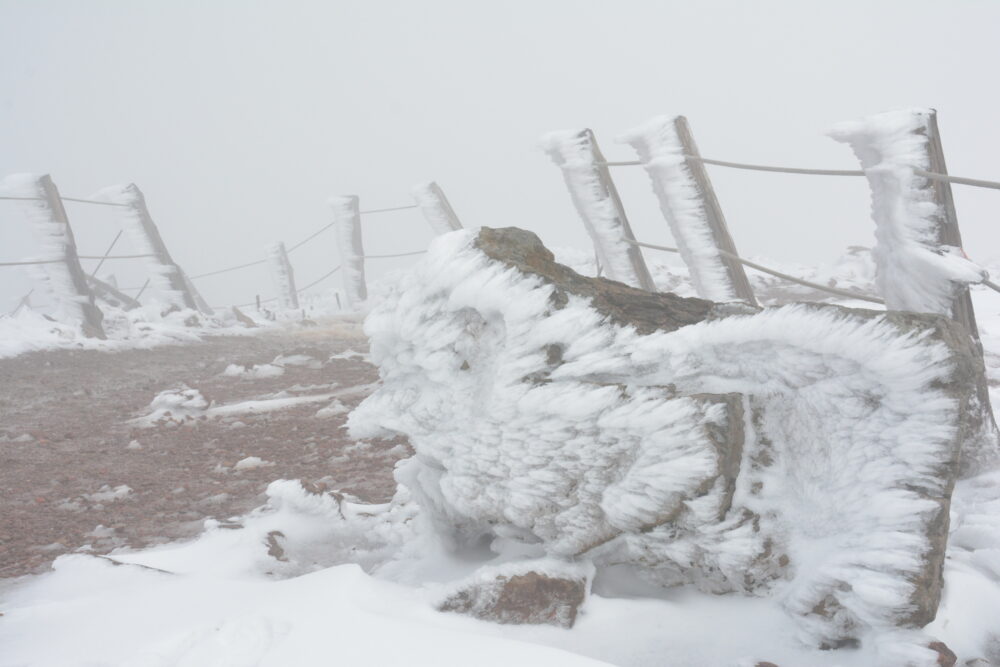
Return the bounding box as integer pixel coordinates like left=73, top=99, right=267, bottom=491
left=3, top=246, right=1000, bottom=666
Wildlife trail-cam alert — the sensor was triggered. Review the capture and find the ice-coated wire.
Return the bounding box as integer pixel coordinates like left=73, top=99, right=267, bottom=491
left=625, top=238, right=884, bottom=304
left=188, top=258, right=267, bottom=280
left=0, top=195, right=127, bottom=206
left=0, top=259, right=65, bottom=266
left=296, top=265, right=341, bottom=293
left=364, top=250, right=426, bottom=259
left=78, top=254, right=154, bottom=260
left=601, top=156, right=1000, bottom=188
left=89, top=230, right=124, bottom=277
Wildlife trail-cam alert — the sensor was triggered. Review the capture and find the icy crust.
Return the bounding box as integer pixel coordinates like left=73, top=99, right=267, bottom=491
left=2, top=173, right=96, bottom=329
left=266, top=242, right=299, bottom=310
left=412, top=181, right=462, bottom=234
left=94, top=183, right=194, bottom=311
left=539, top=129, right=648, bottom=290
left=829, top=109, right=986, bottom=316
left=349, top=229, right=979, bottom=656
left=618, top=116, right=740, bottom=302
left=329, top=195, right=367, bottom=310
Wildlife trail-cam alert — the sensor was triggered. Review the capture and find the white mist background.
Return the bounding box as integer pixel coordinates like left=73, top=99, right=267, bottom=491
left=2, top=0, right=999, bottom=312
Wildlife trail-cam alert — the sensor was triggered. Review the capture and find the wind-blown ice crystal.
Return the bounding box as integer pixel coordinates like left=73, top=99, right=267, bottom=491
left=540, top=129, right=654, bottom=291
left=830, top=109, right=986, bottom=316
left=95, top=183, right=197, bottom=312
left=350, top=227, right=992, bottom=655
left=618, top=115, right=742, bottom=302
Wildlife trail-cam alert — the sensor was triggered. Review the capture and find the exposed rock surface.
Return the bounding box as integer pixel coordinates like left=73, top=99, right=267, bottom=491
left=351, top=226, right=997, bottom=651
left=437, top=561, right=591, bottom=628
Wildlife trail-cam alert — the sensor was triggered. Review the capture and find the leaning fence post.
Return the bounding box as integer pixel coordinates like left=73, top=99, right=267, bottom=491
left=831, top=108, right=998, bottom=473
left=329, top=195, right=367, bottom=310
left=5, top=173, right=106, bottom=338
left=267, top=241, right=299, bottom=310
left=96, top=183, right=200, bottom=312
left=619, top=116, right=757, bottom=305
left=412, top=181, right=463, bottom=234
left=830, top=109, right=985, bottom=337
left=540, top=129, right=657, bottom=292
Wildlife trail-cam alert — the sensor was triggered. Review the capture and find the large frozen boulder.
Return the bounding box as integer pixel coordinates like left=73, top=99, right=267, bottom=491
left=349, top=227, right=997, bottom=651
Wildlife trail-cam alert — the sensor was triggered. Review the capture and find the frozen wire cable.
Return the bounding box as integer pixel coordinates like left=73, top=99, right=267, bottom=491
left=134, top=279, right=151, bottom=300
left=0, top=195, right=127, bottom=206
left=287, top=222, right=335, bottom=253
left=364, top=250, right=427, bottom=259
left=361, top=204, right=419, bottom=215
left=0, top=259, right=65, bottom=266
left=598, top=157, right=864, bottom=176
left=188, top=258, right=267, bottom=280
left=78, top=254, right=154, bottom=260
left=914, top=169, right=1000, bottom=191
left=89, top=230, right=123, bottom=277
left=296, top=265, right=341, bottom=293
left=602, top=156, right=1000, bottom=188
left=625, top=238, right=884, bottom=304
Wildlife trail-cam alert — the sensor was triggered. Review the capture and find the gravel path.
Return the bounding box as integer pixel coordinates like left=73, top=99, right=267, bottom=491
left=0, top=320, right=404, bottom=579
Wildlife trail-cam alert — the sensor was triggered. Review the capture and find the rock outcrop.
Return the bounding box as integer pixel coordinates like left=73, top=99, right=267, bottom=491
left=350, top=226, right=997, bottom=648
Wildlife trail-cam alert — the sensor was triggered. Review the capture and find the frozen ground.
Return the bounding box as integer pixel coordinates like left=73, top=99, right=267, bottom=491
left=2, top=255, right=1000, bottom=666
left=0, top=318, right=407, bottom=579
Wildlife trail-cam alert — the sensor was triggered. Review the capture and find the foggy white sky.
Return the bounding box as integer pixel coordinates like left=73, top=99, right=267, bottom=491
left=2, top=0, right=999, bottom=312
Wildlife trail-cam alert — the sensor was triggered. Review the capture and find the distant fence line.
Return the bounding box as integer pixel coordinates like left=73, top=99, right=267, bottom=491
left=5, top=108, right=1000, bottom=347
left=1, top=177, right=461, bottom=328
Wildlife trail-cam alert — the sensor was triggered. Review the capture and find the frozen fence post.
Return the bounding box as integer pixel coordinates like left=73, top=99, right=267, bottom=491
left=96, top=183, right=201, bottom=312
left=830, top=109, right=985, bottom=342
left=329, top=195, right=366, bottom=309
left=412, top=181, right=463, bottom=234
left=540, top=129, right=656, bottom=292
left=4, top=173, right=106, bottom=338
left=267, top=241, right=299, bottom=310
left=619, top=116, right=757, bottom=305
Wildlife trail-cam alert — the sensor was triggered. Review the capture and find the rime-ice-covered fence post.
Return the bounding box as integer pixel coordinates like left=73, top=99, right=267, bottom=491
left=618, top=116, right=757, bottom=305
left=266, top=241, right=299, bottom=310
left=3, top=173, right=106, bottom=338
left=540, top=129, right=657, bottom=292
left=95, top=183, right=204, bottom=313
left=412, top=181, right=463, bottom=234
left=830, top=109, right=986, bottom=344
left=329, top=195, right=366, bottom=309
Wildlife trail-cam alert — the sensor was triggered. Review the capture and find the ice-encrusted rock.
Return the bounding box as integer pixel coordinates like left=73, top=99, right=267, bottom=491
left=349, top=226, right=997, bottom=653
left=437, top=560, right=593, bottom=628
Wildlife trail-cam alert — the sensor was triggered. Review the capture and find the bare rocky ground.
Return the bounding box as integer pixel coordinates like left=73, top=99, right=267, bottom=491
left=0, top=320, right=406, bottom=579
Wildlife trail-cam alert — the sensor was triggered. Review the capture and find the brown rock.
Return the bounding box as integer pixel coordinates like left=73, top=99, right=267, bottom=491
left=928, top=641, right=957, bottom=667
left=438, top=569, right=589, bottom=629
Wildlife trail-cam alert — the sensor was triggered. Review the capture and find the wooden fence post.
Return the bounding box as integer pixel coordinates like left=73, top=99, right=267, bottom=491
left=832, top=108, right=997, bottom=473
left=412, top=181, right=463, bottom=234
left=19, top=174, right=106, bottom=338
left=619, top=116, right=757, bottom=305
left=541, top=129, right=657, bottom=292
left=831, top=109, right=984, bottom=340
left=329, top=195, right=367, bottom=309
left=267, top=241, right=299, bottom=310
left=97, top=183, right=201, bottom=312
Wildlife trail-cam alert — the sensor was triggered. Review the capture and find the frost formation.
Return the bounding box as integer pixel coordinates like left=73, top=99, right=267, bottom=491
left=349, top=227, right=994, bottom=652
